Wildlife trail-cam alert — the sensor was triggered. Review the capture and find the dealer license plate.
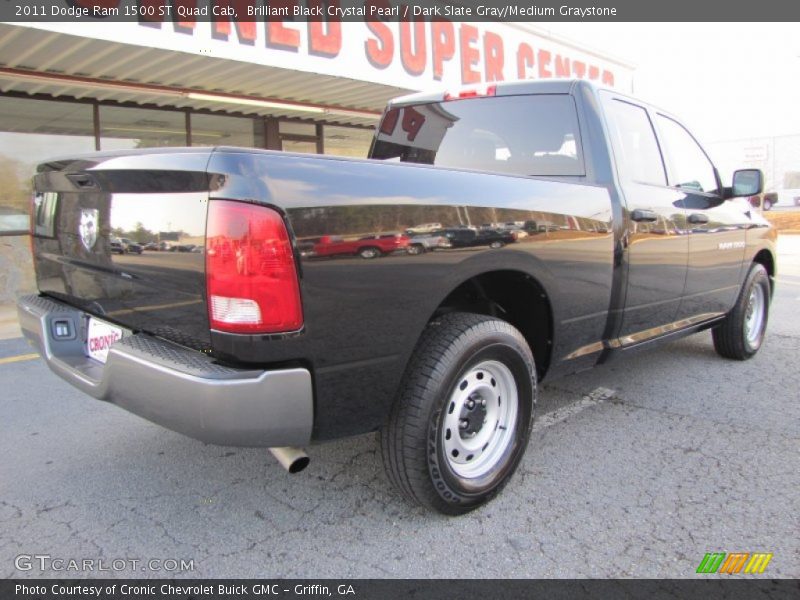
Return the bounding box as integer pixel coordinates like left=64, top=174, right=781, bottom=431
left=86, top=317, right=124, bottom=364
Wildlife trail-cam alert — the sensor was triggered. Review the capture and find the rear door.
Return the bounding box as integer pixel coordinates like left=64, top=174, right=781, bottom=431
left=603, top=96, right=689, bottom=340
left=653, top=114, right=748, bottom=321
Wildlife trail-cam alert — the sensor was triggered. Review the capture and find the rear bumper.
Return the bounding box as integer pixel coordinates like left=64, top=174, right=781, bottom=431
left=17, top=294, right=313, bottom=447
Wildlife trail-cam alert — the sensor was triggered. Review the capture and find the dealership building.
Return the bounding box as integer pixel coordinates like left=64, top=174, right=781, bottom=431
left=0, top=17, right=632, bottom=302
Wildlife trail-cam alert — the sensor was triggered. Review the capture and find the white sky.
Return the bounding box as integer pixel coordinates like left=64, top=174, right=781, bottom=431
left=539, top=23, right=800, bottom=145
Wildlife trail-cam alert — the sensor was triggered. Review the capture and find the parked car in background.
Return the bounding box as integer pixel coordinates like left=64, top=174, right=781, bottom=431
left=749, top=192, right=778, bottom=211
left=313, top=233, right=410, bottom=259
left=405, top=222, right=442, bottom=235
left=109, top=238, right=125, bottom=254
left=441, top=227, right=517, bottom=249
left=120, top=238, right=143, bottom=254
left=143, top=242, right=158, bottom=251
left=170, top=244, right=196, bottom=253
left=407, top=232, right=452, bottom=254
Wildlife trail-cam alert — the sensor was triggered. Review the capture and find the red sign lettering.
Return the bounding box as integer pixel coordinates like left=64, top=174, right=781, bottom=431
left=267, top=0, right=300, bottom=51
left=459, top=24, right=480, bottom=85
left=537, top=49, right=552, bottom=78
left=517, top=43, right=534, bottom=79
left=483, top=31, right=504, bottom=82
left=308, top=0, right=341, bottom=58
left=431, top=21, right=455, bottom=81
left=212, top=0, right=257, bottom=42
left=400, top=17, right=426, bottom=76
left=365, top=7, right=394, bottom=68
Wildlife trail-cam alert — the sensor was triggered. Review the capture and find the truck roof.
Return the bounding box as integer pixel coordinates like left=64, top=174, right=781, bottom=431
left=388, top=79, right=605, bottom=107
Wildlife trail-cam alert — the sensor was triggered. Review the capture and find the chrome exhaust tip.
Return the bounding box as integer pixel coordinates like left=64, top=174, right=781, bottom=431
left=269, top=446, right=310, bottom=474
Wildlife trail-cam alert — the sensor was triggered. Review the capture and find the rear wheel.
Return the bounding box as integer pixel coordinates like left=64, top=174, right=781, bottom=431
left=713, top=263, right=770, bottom=360
left=489, top=241, right=505, bottom=249
left=380, top=312, right=536, bottom=515
left=358, top=246, right=381, bottom=259
left=763, top=198, right=773, bottom=211
left=407, top=244, right=425, bottom=255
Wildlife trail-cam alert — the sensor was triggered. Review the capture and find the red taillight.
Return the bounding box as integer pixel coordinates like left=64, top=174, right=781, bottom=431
left=206, top=200, right=303, bottom=334
left=443, top=84, right=497, bottom=101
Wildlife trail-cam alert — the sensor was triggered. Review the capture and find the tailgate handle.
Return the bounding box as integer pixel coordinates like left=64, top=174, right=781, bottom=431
left=67, top=174, right=97, bottom=189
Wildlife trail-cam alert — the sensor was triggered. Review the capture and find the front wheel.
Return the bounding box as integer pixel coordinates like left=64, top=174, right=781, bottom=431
left=713, top=263, right=770, bottom=360
left=379, top=312, right=536, bottom=515
left=763, top=198, right=773, bottom=211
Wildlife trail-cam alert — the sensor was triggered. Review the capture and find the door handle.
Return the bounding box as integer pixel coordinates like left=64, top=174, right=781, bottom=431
left=688, top=213, right=709, bottom=224
left=631, top=209, right=658, bottom=223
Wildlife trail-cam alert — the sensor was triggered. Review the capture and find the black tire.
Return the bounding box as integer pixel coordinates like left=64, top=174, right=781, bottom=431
left=358, top=246, right=381, bottom=259
left=379, top=312, right=536, bottom=515
left=763, top=199, right=772, bottom=211
left=489, top=241, right=505, bottom=249
left=713, top=263, right=770, bottom=360
left=407, top=244, right=425, bottom=255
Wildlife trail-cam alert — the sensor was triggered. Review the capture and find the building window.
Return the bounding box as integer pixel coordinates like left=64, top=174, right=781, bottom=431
left=191, top=113, right=261, bottom=147
left=282, top=139, right=318, bottom=154
left=0, top=96, right=95, bottom=234
left=99, top=105, right=187, bottom=149
left=279, top=121, right=316, bottom=136
left=279, top=120, right=319, bottom=154
left=324, top=126, right=374, bottom=158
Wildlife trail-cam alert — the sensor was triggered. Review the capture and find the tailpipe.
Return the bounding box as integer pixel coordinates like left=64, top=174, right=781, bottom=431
left=269, top=447, right=310, bottom=474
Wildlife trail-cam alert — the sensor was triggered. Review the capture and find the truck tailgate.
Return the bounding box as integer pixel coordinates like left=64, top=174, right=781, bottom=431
left=31, top=149, right=214, bottom=351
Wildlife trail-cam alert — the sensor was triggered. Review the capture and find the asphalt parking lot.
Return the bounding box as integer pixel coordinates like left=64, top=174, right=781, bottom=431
left=1, top=237, right=798, bottom=579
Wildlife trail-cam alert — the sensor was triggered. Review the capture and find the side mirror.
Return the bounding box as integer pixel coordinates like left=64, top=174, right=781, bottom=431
left=732, top=169, right=764, bottom=198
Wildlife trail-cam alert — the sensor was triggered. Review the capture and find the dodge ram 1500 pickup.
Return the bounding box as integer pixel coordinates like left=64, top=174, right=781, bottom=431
left=18, top=80, right=775, bottom=514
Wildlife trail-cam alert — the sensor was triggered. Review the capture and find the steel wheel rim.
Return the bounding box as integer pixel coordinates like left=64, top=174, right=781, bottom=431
left=744, top=284, right=765, bottom=346
left=442, top=360, right=519, bottom=478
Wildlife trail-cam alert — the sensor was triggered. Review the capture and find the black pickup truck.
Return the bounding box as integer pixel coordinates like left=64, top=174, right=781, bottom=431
left=18, top=80, right=775, bottom=515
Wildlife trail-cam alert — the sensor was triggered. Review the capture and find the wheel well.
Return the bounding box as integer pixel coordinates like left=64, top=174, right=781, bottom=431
left=753, top=249, right=775, bottom=294
left=433, top=270, right=553, bottom=379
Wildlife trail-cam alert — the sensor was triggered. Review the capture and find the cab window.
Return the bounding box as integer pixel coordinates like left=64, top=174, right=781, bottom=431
left=605, top=99, right=666, bottom=186
left=371, top=95, right=585, bottom=177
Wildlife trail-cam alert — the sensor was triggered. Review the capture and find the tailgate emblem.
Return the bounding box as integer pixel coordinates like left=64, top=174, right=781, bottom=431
left=79, top=208, right=99, bottom=251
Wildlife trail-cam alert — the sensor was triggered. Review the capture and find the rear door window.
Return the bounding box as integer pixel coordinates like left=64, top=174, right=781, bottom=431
left=604, top=99, right=667, bottom=186
left=371, top=95, right=585, bottom=177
